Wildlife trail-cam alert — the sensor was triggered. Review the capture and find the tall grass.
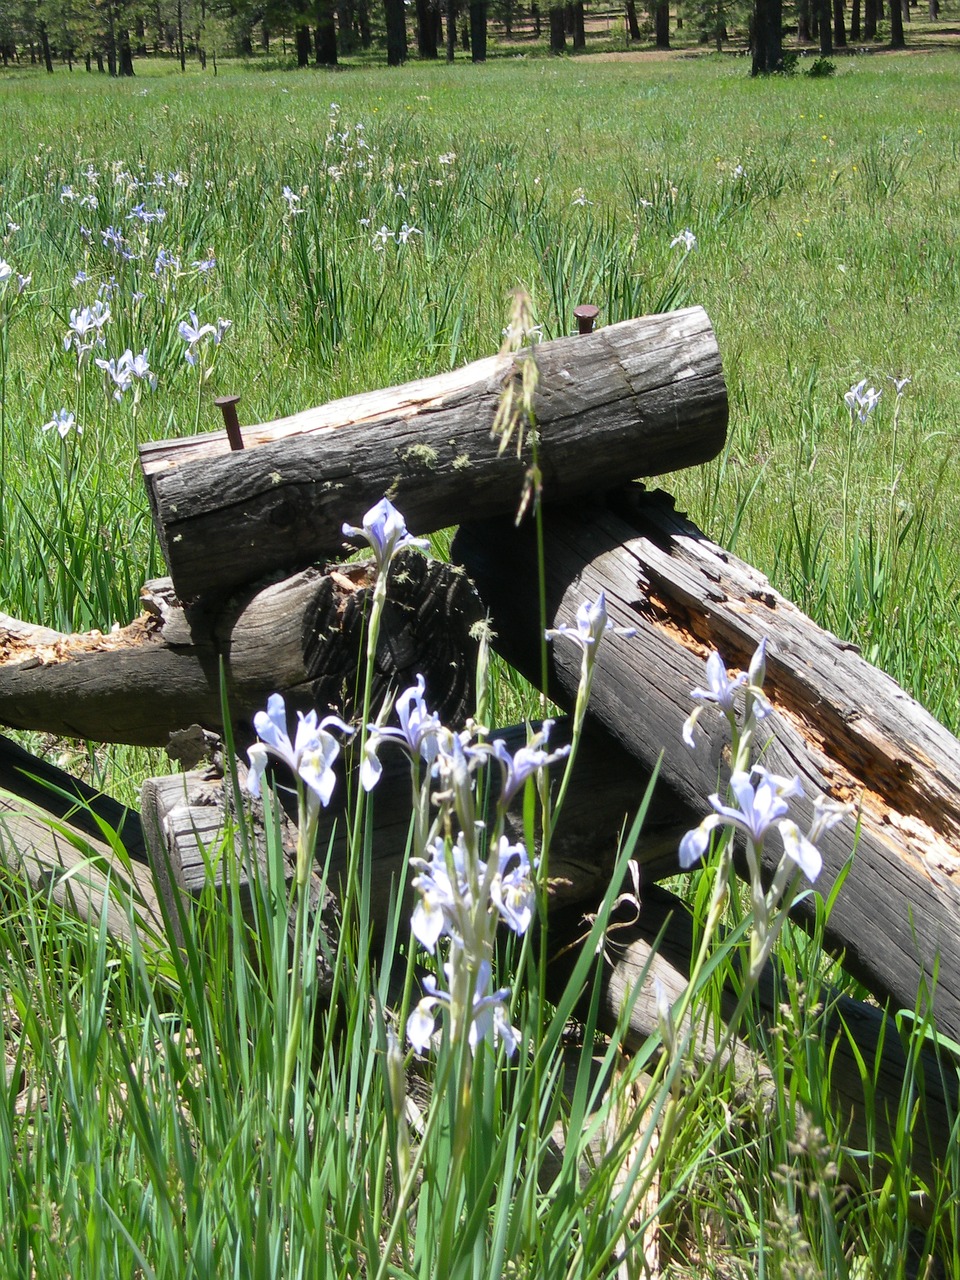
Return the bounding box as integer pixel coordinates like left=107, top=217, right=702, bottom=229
left=1, top=54, right=958, bottom=720
left=0, top=51, right=958, bottom=1277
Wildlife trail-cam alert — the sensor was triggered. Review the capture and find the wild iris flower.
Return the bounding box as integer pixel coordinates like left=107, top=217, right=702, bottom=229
left=179, top=311, right=230, bottom=366
left=360, top=673, right=443, bottom=791
left=96, top=348, right=157, bottom=401
left=64, top=301, right=111, bottom=361
left=489, top=721, right=570, bottom=806
left=406, top=960, right=519, bottom=1057
left=845, top=379, right=882, bottom=423
left=247, top=692, right=352, bottom=814
left=682, top=638, right=771, bottom=750
left=342, top=497, right=429, bottom=575
left=42, top=408, right=80, bottom=438
left=545, top=590, right=636, bottom=654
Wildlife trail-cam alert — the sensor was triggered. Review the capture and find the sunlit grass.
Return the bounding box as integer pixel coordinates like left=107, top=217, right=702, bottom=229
left=0, top=50, right=958, bottom=1278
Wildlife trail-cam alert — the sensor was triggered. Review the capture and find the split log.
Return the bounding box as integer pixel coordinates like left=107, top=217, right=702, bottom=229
left=0, top=732, right=146, bottom=860
left=141, top=722, right=701, bottom=939
left=0, top=550, right=480, bottom=747
left=453, top=489, right=960, bottom=1044
left=139, top=308, right=727, bottom=601
left=0, top=736, right=162, bottom=944
left=547, top=885, right=957, bottom=1224
left=141, top=767, right=340, bottom=996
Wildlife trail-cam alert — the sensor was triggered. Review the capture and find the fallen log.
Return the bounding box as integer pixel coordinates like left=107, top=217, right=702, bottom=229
left=453, top=489, right=960, bottom=1044
left=139, top=308, right=727, bottom=601
left=0, top=550, right=479, bottom=747
left=0, top=732, right=146, bottom=860
left=546, top=884, right=957, bottom=1225
left=0, top=736, right=162, bottom=944
left=141, top=765, right=340, bottom=995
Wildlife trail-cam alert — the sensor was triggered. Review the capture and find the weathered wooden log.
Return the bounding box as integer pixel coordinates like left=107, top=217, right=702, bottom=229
left=139, top=308, right=727, bottom=600
left=0, top=732, right=146, bottom=860
left=0, top=736, right=161, bottom=943
left=0, top=550, right=479, bottom=747
left=547, top=884, right=956, bottom=1223
left=142, top=722, right=700, bottom=939
left=141, top=766, right=340, bottom=995
left=453, top=489, right=960, bottom=1044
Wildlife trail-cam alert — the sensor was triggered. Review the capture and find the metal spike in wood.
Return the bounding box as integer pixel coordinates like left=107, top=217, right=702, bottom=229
left=140, top=308, right=727, bottom=601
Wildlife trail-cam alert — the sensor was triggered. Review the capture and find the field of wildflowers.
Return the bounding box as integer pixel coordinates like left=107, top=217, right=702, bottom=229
left=0, top=50, right=959, bottom=1276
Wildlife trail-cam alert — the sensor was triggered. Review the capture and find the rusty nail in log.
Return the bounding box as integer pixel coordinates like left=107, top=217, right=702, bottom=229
left=573, top=304, right=600, bottom=336
left=214, top=395, right=244, bottom=451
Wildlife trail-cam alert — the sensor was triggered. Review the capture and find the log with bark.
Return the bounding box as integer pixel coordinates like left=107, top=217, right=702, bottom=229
left=139, top=308, right=727, bottom=600
left=0, top=734, right=161, bottom=944
left=140, top=764, right=340, bottom=995
left=546, top=884, right=957, bottom=1225
left=0, top=549, right=480, bottom=747
left=453, top=488, right=960, bottom=1045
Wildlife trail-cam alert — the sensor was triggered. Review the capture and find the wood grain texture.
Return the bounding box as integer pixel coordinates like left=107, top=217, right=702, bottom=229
left=453, top=489, right=960, bottom=1044
left=0, top=738, right=161, bottom=943
left=141, top=766, right=339, bottom=994
left=0, top=550, right=480, bottom=746
left=140, top=308, right=727, bottom=600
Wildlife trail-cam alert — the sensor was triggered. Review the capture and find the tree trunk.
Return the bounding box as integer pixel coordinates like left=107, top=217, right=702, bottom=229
left=314, top=0, right=338, bottom=63
left=797, top=0, right=812, bottom=43
left=850, top=0, right=861, bottom=39
left=532, top=1, right=542, bottom=34
left=572, top=0, right=585, bottom=47
left=833, top=0, right=847, bottom=42
left=819, top=0, right=834, bottom=46
left=751, top=0, right=783, bottom=71
left=38, top=20, right=54, bottom=71
left=549, top=4, right=566, bottom=49
left=625, top=0, right=642, bottom=38
left=889, top=0, right=905, bottom=43
left=452, top=489, right=960, bottom=1046
left=446, top=0, right=457, bottom=57
left=106, top=10, right=117, bottom=75
left=417, top=0, right=439, bottom=55
left=118, top=27, right=135, bottom=74
left=139, top=309, right=728, bottom=602
left=295, top=22, right=312, bottom=64
left=654, top=1, right=669, bottom=47
left=470, top=1, right=487, bottom=58
left=863, top=0, right=877, bottom=35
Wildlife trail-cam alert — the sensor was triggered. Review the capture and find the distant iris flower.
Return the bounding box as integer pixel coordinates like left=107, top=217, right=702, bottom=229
left=844, top=379, right=882, bottom=422
left=42, top=408, right=80, bottom=438
left=670, top=229, right=697, bottom=252
left=178, top=311, right=230, bottom=366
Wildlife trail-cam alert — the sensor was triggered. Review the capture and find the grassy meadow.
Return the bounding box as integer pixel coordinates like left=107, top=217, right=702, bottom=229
left=1, top=47, right=959, bottom=1277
